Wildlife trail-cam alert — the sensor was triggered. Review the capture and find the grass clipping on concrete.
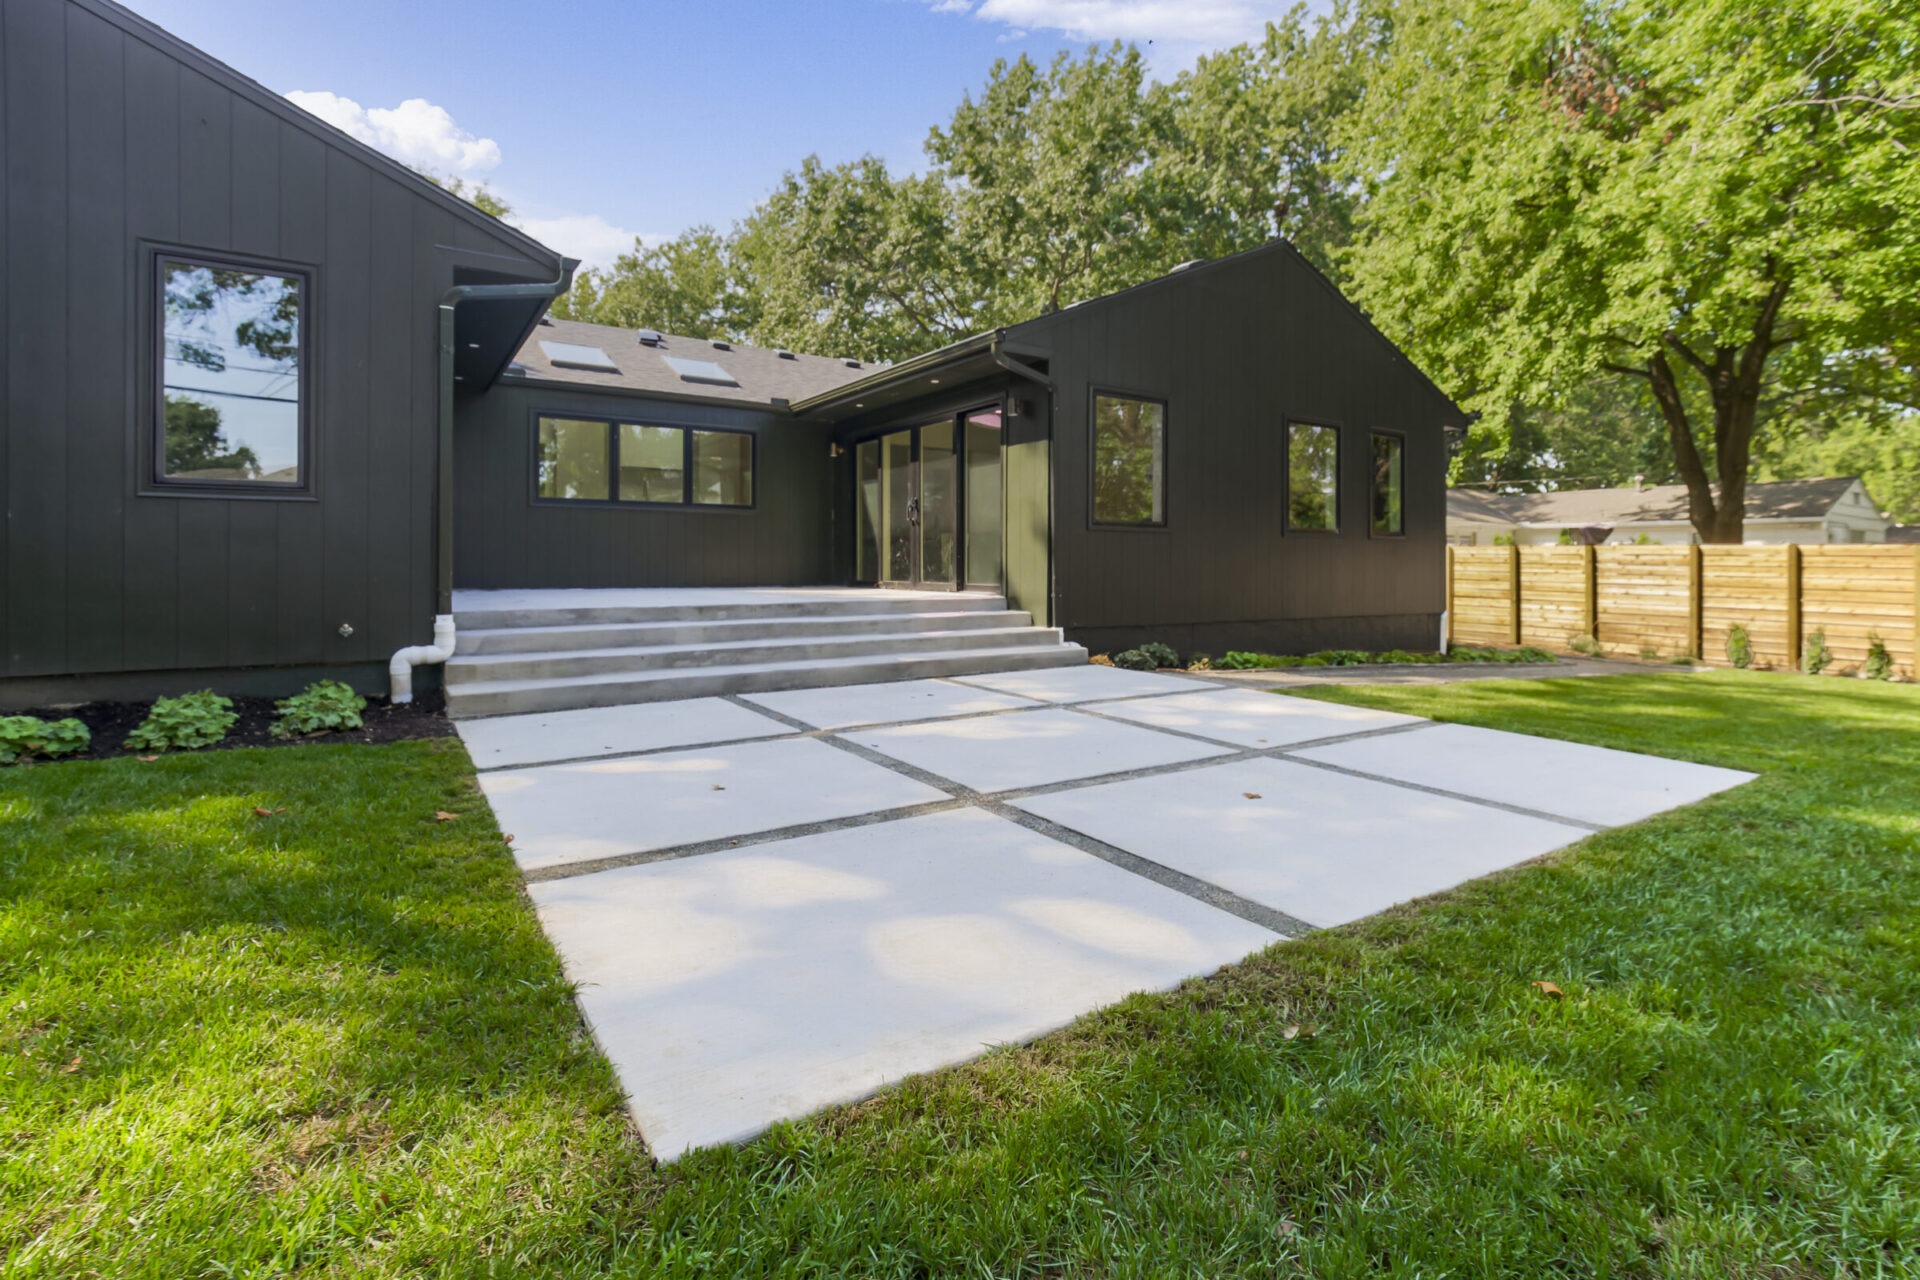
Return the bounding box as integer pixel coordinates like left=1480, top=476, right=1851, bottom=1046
left=4, top=674, right=1918, bottom=1277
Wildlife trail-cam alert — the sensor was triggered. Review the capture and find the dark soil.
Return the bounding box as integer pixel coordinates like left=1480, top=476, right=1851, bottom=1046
left=11, top=688, right=455, bottom=762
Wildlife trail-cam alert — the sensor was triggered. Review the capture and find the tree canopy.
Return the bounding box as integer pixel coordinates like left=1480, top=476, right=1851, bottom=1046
left=1344, top=0, right=1919, bottom=539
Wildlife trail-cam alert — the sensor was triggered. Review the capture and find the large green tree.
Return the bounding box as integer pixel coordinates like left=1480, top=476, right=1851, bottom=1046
left=557, top=12, right=1370, bottom=361
left=1345, top=0, right=1919, bottom=541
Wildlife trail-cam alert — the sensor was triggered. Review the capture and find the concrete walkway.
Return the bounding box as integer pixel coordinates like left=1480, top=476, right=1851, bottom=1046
left=459, top=667, right=1752, bottom=1160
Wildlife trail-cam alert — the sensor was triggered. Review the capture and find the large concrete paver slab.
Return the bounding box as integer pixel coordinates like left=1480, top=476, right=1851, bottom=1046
left=1014, top=758, right=1586, bottom=928
left=845, top=707, right=1232, bottom=793
left=480, top=737, right=949, bottom=871
left=1084, top=687, right=1426, bottom=747
left=742, top=678, right=1044, bottom=730
left=456, top=697, right=788, bottom=770
left=953, top=665, right=1213, bottom=703
left=1293, top=722, right=1755, bottom=828
left=527, top=807, right=1279, bottom=1160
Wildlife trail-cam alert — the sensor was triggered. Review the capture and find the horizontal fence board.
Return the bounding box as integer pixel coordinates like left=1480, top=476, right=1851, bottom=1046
left=1446, top=540, right=1916, bottom=677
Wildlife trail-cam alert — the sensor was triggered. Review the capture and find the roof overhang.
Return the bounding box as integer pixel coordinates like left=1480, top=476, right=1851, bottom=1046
left=790, top=331, right=1049, bottom=420
left=447, top=259, right=580, bottom=392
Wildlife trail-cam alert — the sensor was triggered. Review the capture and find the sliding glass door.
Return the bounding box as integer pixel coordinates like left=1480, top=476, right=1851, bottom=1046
left=854, top=413, right=989, bottom=590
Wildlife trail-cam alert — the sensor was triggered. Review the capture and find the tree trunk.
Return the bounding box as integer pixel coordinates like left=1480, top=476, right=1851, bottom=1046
left=1632, top=279, right=1790, bottom=545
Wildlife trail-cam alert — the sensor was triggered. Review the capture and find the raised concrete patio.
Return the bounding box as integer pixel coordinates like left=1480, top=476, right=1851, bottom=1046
left=459, top=667, right=1755, bottom=1161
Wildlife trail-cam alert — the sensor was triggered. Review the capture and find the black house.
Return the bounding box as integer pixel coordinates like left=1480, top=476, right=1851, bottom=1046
left=0, top=0, right=1465, bottom=710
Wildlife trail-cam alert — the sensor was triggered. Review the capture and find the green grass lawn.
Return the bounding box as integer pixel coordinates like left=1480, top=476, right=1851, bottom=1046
left=3, top=671, right=1917, bottom=1278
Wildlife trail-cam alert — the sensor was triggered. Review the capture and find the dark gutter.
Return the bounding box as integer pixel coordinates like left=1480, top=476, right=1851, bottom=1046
left=436, top=260, right=579, bottom=613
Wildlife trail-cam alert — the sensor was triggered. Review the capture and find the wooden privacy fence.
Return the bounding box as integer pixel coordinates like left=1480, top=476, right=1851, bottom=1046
left=1448, top=543, right=1920, bottom=677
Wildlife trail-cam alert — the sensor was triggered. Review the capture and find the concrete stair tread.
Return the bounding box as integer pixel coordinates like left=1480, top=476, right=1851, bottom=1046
left=455, top=593, right=1009, bottom=630
left=454, top=609, right=1035, bottom=653
left=447, top=625, right=1060, bottom=670
left=446, top=643, right=1089, bottom=718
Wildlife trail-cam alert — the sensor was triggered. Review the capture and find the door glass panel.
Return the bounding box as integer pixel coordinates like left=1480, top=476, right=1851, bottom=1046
left=881, top=430, right=914, bottom=584
left=856, top=439, right=881, bottom=582
left=919, top=421, right=957, bottom=586
left=964, top=409, right=1003, bottom=586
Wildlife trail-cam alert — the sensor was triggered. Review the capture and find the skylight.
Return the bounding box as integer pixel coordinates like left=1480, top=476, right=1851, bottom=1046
left=662, top=355, right=739, bottom=387
left=539, top=341, right=619, bottom=373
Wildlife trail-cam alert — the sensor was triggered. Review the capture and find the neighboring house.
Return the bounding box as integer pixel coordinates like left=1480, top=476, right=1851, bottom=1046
left=1888, top=526, right=1920, bottom=545
left=1447, top=478, right=1892, bottom=547
left=0, top=0, right=1465, bottom=708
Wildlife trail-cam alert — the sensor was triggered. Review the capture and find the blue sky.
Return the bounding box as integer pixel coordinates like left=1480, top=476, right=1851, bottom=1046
left=121, top=1, right=1307, bottom=267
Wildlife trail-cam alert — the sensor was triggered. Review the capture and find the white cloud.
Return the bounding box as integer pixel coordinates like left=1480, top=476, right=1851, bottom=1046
left=928, top=0, right=1305, bottom=57
left=285, top=90, right=502, bottom=176
left=508, top=213, right=657, bottom=271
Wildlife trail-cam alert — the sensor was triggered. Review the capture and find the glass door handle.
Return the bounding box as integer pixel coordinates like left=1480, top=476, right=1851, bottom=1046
left=907, top=497, right=920, bottom=523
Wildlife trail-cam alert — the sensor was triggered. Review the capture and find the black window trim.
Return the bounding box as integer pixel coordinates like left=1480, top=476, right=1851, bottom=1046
left=1284, top=418, right=1342, bottom=535
left=529, top=409, right=756, bottom=511
left=1368, top=428, right=1407, bottom=540
left=1087, top=385, right=1170, bottom=532
left=144, top=244, right=317, bottom=501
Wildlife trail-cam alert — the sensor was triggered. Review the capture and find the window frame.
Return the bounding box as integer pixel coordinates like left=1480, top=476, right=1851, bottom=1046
left=529, top=410, right=755, bottom=511
left=1367, top=429, right=1407, bottom=540
left=1087, top=386, right=1170, bottom=532
left=1284, top=419, right=1342, bottom=535
left=145, top=245, right=317, bottom=500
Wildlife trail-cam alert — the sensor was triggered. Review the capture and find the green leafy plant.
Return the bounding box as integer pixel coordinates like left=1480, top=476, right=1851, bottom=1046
left=273, top=680, right=368, bottom=737
left=1136, top=641, right=1181, bottom=670
left=1725, top=624, right=1754, bottom=670
left=1491, top=532, right=1517, bottom=546
left=1803, top=629, right=1832, bottom=676
left=1110, top=648, right=1159, bottom=672
left=0, top=715, right=91, bottom=765
left=125, top=691, right=237, bottom=752
left=1863, top=634, right=1892, bottom=681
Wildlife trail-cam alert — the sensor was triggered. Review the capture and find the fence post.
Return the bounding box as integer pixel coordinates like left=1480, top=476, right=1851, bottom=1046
left=1446, top=545, right=1455, bottom=624
left=1508, top=543, right=1522, bottom=645
left=1687, top=544, right=1703, bottom=660
left=1582, top=544, right=1598, bottom=644
left=1785, top=544, right=1802, bottom=671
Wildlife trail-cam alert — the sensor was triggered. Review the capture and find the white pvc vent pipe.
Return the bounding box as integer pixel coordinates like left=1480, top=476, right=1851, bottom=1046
left=389, top=614, right=456, bottom=704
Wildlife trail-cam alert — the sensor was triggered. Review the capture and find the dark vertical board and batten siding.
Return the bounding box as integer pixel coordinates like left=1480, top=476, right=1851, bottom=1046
left=1011, top=245, right=1457, bottom=656
left=452, top=384, right=837, bottom=590
left=0, top=0, right=558, bottom=700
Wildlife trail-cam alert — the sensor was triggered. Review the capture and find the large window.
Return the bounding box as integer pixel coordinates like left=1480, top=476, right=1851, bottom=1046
left=1091, top=393, right=1166, bottom=526
left=157, top=254, right=307, bottom=488
left=1287, top=422, right=1340, bottom=532
left=1370, top=432, right=1404, bottom=536
left=536, top=416, right=752, bottom=507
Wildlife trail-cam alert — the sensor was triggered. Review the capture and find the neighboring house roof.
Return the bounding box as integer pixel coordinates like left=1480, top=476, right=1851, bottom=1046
left=1448, top=477, right=1868, bottom=527
left=505, top=318, right=877, bottom=406
left=81, top=0, right=565, bottom=275
left=1888, top=525, right=1920, bottom=544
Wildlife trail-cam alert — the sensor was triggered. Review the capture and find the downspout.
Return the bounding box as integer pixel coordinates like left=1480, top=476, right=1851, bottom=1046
left=389, top=259, right=576, bottom=703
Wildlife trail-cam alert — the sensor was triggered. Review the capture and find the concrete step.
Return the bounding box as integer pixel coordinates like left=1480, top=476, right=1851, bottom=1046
left=457, top=608, right=1035, bottom=655
left=446, top=642, right=1091, bottom=719
left=455, top=593, right=1008, bottom=631
left=446, top=626, right=1065, bottom=684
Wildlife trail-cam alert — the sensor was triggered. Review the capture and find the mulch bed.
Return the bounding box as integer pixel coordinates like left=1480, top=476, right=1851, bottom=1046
left=11, top=689, right=455, bottom=763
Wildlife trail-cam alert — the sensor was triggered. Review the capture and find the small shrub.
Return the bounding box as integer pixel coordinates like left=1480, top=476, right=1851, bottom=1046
left=1186, top=654, right=1213, bottom=672
left=1492, top=532, right=1516, bottom=546
left=1638, top=645, right=1662, bottom=662
left=1088, top=653, right=1114, bottom=667
left=1863, top=633, right=1892, bottom=681
left=1313, top=649, right=1373, bottom=667
left=1137, top=641, right=1181, bottom=670
left=125, top=691, right=236, bottom=752
left=1725, top=624, right=1753, bottom=670
left=273, top=679, right=367, bottom=737
left=1803, top=628, right=1832, bottom=675
left=0, top=715, right=90, bottom=765
left=1216, top=651, right=1283, bottom=670
left=1111, top=648, right=1158, bottom=672
left=1567, top=634, right=1600, bottom=657
left=1297, top=656, right=1331, bottom=667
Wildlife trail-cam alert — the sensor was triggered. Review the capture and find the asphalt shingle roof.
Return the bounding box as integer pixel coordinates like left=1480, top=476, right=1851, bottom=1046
left=506, top=317, right=877, bottom=406
left=1448, top=477, right=1863, bottom=526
